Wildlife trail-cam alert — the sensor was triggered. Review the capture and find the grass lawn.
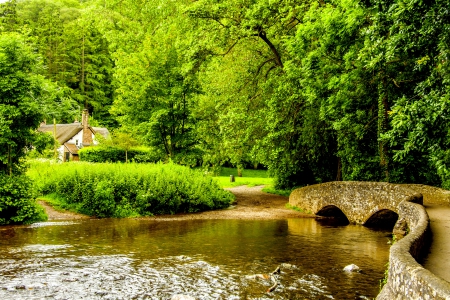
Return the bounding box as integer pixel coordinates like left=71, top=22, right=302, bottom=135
left=213, top=167, right=273, bottom=188
left=212, top=167, right=293, bottom=197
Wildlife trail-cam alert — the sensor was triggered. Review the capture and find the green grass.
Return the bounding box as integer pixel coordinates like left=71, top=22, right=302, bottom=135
left=212, top=167, right=293, bottom=197
left=285, top=203, right=310, bottom=213
left=218, top=167, right=271, bottom=178
left=262, top=186, right=293, bottom=197
left=213, top=167, right=273, bottom=188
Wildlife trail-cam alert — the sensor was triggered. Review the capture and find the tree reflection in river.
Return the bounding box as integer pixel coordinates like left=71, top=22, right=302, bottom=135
left=0, top=218, right=390, bottom=299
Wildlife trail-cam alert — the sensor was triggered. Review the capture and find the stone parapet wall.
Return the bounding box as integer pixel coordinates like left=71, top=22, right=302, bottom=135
left=402, top=184, right=450, bottom=205
left=377, top=201, right=450, bottom=299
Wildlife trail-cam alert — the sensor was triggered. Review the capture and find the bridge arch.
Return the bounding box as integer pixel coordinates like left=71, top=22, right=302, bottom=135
left=316, top=205, right=350, bottom=226
left=364, top=209, right=399, bottom=229
left=316, top=205, right=349, bottom=220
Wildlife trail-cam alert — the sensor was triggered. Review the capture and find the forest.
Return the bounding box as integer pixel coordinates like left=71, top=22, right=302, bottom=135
left=1, top=0, right=450, bottom=190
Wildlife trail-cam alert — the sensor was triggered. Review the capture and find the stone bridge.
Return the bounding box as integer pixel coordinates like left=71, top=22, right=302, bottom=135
left=289, top=181, right=422, bottom=225
left=290, top=181, right=450, bottom=299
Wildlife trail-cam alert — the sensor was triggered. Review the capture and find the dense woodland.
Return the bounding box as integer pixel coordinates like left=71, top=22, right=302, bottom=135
left=1, top=0, right=450, bottom=189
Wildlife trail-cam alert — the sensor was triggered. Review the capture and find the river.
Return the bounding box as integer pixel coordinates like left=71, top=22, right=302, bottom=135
left=0, top=218, right=390, bottom=299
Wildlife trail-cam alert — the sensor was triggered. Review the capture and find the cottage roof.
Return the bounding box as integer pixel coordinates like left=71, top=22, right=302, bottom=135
left=39, top=124, right=83, bottom=144
left=64, top=143, right=79, bottom=155
left=38, top=123, right=110, bottom=144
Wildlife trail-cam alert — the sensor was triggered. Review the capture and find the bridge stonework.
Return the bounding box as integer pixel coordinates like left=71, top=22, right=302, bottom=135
left=290, top=181, right=450, bottom=299
left=289, top=181, right=422, bottom=224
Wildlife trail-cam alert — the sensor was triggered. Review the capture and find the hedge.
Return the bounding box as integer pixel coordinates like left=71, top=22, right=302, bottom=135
left=28, top=161, right=234, bottom=218
left=78, top=146, right=163, bottom=163
left=0, top=174, right=47, bottom=225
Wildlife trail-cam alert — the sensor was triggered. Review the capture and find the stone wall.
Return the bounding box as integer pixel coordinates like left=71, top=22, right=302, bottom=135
left=377, top=201, right=450, bottom=299
left=289, top=181, right=422, bottom=224
left=403, top=184, right=450, bottom=205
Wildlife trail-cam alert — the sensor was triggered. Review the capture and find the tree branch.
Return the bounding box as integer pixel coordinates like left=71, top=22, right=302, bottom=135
left=257, top=30, right=283, bottom=68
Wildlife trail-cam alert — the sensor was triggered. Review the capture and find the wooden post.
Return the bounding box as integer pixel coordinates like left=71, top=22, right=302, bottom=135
left=53, top=118, right=57, bottom=161
left=230, top=175, right=235, bottom=182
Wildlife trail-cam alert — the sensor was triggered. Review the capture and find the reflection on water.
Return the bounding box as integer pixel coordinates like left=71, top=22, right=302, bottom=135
left=0, top=218, right=390, bottom=299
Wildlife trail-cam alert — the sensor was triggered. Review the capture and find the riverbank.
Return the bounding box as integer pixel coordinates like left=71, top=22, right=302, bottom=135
left=40, top=185, right=312, bottom=221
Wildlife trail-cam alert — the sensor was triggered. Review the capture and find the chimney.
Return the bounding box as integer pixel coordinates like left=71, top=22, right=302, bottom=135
left=82, top=109, right=93, bottom=146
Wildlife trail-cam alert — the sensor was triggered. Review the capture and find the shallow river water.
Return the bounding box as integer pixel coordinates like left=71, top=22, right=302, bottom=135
left=0, top=218, right=391, bottom=299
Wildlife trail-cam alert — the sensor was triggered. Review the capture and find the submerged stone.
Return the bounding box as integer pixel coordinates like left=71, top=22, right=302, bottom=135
left=343, top=264, right=361, bottom=273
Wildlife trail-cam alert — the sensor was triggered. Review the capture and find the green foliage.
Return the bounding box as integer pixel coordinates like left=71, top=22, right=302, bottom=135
left=263, top=187, right=292, bottom=198
left=285, top=203, right=308, bottom=214
left=0, top=0, right=18, bottom=32
left=0, top=174, right=47, bottom=225
left=28, top=161, right=234, bottom=218
left=3, top=0, right=450, bottom=190
left=78, top=146, right=163, bottom=163
left=0, top=32, right=47, bottom=175
left=379, top=262, right=389, bottom=291
left=11, top=0, right=115, bottom=126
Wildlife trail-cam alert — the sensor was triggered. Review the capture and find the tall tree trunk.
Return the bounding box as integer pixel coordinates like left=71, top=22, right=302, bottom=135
left=81, top=33, right=87, bottom=109
left=378, top=79, right=389, bottom=181
left=237, top=164, right=243, bottom=177
left=8, top=144, right=11, bottom=176
left=336, top=157, right=342, bottom=181
left=53, top=118, right=57, bottom=161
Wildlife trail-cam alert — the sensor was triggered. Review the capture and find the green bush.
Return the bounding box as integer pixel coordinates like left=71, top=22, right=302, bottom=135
left=28, top=161, right=234, bottom=218
left=78, top=146, right=163, bottom=163
left=0, top=175, right=47, bottom=225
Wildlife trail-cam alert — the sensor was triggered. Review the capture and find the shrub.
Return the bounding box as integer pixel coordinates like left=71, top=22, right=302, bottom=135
left=0, top=175, right=47, bottom=225
left=28, top=161, right=234, bottom=218
left=78, top=146, right=163, bottom=163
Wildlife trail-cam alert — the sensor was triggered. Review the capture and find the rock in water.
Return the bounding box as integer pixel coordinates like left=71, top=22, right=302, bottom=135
left=343, top=264, right=360, bottom=272
left=171, top=295, right=196, bottom=300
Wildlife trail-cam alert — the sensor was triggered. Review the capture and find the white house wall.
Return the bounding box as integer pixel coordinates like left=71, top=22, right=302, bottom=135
left=66, top=131, right=84, bottom=147
left=65, top=130, right=99, bottom=146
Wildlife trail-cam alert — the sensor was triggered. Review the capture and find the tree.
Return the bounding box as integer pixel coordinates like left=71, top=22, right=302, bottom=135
left=0, top=0, right=18, bottom=32
left=15, top=0, right=115, bottom=126
left=111, top=3, right=201, bottom=162
left=377, top=0, right=450, bottom=187
left=0, top=33, right=47, bottom=174
left=98, top=130, right=139, bottom=163
left=0, top=32, right=48, bottom=225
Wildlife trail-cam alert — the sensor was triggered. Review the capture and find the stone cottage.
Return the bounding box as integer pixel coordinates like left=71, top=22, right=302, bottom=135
left=38, top=109, right=109, bottom=162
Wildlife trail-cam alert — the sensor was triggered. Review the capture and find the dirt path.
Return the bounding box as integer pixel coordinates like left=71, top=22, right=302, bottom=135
left=422, top=202, right=450, bottom=282
left=38, top=186, right=311, bottom=221
left=149, top=185, right=312, bottom=221
left=38, top=200, right=91, bottom=220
